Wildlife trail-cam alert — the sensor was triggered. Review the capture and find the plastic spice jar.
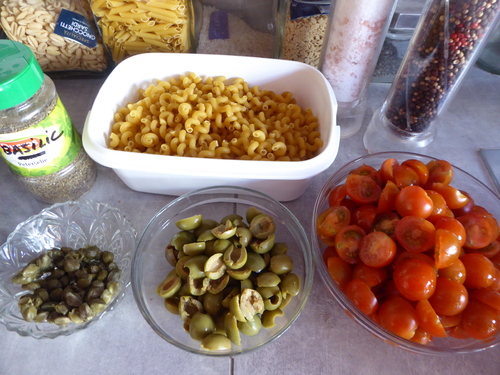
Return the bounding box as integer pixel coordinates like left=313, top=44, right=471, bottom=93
left=0, top=40, right=97, bottom=203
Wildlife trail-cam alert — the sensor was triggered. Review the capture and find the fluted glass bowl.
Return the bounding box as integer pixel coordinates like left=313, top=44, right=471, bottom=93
left=0, top=201, right=137, bottom=339
left=132, top=186, right=313, bottom=356
left=312, top=151, right=500, bottom=355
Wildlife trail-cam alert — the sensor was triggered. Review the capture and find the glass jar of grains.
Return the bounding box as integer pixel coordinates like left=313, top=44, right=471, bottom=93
left=0, top=40, right=97, bottom=203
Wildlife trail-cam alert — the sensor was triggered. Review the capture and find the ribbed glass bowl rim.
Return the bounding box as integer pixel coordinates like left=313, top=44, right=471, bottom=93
left=0, top=200, right=137, bottom=339
left=131, top=185, right=314, bottom=357
left=311, top=151, right=500, bottom=355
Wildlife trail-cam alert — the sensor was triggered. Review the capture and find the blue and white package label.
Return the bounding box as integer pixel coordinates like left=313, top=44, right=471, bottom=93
left=54, top=9, right=97, bottom=48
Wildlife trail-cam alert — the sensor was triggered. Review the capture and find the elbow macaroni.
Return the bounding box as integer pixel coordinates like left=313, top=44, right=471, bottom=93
left=108, top=72, right=324, bottom=161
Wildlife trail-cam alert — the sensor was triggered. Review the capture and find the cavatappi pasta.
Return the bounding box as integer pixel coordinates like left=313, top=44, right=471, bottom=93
left=108, top=73, right=324, bottom=161
left=90, top=0, right=192, bottom=63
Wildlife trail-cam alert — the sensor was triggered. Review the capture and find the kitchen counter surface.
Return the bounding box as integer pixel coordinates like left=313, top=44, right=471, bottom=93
left=1, top=66, right=499, bottom=375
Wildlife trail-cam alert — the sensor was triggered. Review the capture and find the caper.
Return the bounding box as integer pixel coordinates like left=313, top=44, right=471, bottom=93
left=22, top=263, right=41, bottom=279
left=262, top=309, right=284, bottom=329
left=34, top=288, right=50, bottom=302
left=175, top=214, right=202, bottom=231
left=269, top=254, right=294, bottom=275
left=68, top=309, right=84, bottom=324
left=63, top=288, right=84, bottom=307
left=200, top=333, right=232, bottom=351
left=249, top=214, right=276, bottom=240
left=86, top=286, right=104, bottom=302
left=54, top=302, right=69, bottom=315
left=107, top=281, right=120, bottom=296
left=108, top=269, right=122, bottom=283
left=78, top=303, right=95, bottom=322
left=50, top=288, right=63, bottom=301
left=100, top=289, right=113, bottom=304
left=63, top=255, right=81, bottom=273
left=82, top=246, right=99, bottom=260
left=237, top=314, right=262, bottom=336
left=90, top=298, right=107, bottom=314
left=35, top=253, right=53, bottom=271
left=53, top=316, right=71, bottom=326
left=101, top=251, right=114, bottom=264
left=21, top=304, right=37, bottom=322
left=34, top=311, right=50, bottom=323
left=22, top=281, right=41, bottom=291
left=46, top=278, right=62, bottom=290
left=189, top=312, right=215, bottom=341
left=97, top=269, right=108, bottom=282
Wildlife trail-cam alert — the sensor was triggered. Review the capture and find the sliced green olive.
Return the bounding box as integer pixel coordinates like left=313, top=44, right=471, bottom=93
left=156, top=269, right=182, bottom=298
left=213, top=239, right=232, bottom=253
left=194, top=219, right=220, bottom=237
left=223, top=245, right=247, bottom=270
left=237, top=314, right=262, bottom=336
left=269, top=254, right=294, bottom=275
left=170, top=231, right=197, bottom=251
left=224, top=312, right=241, bottom=346
left=204, top=253, right=227, bottom=280
left=207, top=274, right=230, bottom=294
left=240, top=278, right=253, bottom=292
left=203, top=291, right=224, bottom=316
left=179, top=295, right=204, bottom=324
left=226, top=266, right=252, bottom=281
left=270, top=242, right=288, bottom=256
left=188, top=276, right=209, bottom=296
left=235, top=227, right=253, bottom=247
left=256, top=272, right=281, bottom=287
left=183, top=241, right=206, bottom=256
left=175, top=255, right=191, bottom=280
left=245, top=251, right=266, bottom=273
left=176, top=214, right=203, bottom=231
left=164, top=296, right=180, bottom=315
left=184, top=255, right=208, bottom=279
left=239, top=288, right=264, bottom=321
left=229, top=294, right=246, bottom=322
left=249, top=214, right=276, bottom=240
left=200, top=333, right=232, bottom=351
left=220, top=214, right=243, bottom=225
left=245, top=207, right=262, bottom=225
left=250, top=233, right=275, bottom=254
left=197, top=229, right=216, bottom=243
left=189, top=312, right=215, bottom=341
left=281, top=272, right=301, bottom=297
left=262, top=309, right=283, bottom=329
left=212, top=220, right=237, bottom=240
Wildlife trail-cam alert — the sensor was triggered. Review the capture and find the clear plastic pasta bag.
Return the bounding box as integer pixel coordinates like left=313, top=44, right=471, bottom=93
left=89, top=0, right=196, bottom=64
left=0, top=0, right=110, bottom=76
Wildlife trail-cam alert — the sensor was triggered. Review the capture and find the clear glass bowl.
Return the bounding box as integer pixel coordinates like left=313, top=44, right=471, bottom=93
left=0, top=201, right=137, bottom=339
left=132, top=186, right=313, bottom=356
left=312, top=151, right=500, bottom=355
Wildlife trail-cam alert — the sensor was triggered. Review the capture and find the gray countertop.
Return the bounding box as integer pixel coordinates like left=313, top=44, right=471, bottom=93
left=1, top=66, right=499, bottom=375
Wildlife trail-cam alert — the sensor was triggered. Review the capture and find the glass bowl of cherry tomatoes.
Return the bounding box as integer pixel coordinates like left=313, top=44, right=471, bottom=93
left=312, top=151, right=500, bottom=355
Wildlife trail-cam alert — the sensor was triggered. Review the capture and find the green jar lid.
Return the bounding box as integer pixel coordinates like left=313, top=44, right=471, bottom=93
left=0, top=40, right=44, bottom=110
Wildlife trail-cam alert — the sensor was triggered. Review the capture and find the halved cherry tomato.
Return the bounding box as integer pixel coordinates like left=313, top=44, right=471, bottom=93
left=461, top=299, right=500, bottom=340
left=439, top=312, right=462, bottom=329
left=377, top=180, right=400, bottom=214
left=352, top=263, right=387, bottom=288
left=471, top=289, right=500, bottom=312
left=461, top=253, right=496, bottom=289
left=486, top=268, right=500, bottom=292
left=448, top=322, right=471, bottom=339
left=372, top=211, right=400, bottom=238
left=452, top=190, right=475, bottom=217
left=395, top=185, right=434, bottom=219
left=344, top=278, right=379, bottom=315
left=429, top=183, right=470, bottom=210
left=426, top=159, right=454, bottom=186
left=402, top=159, right=429, bottom=186
left=352, top=204, right=377, bottom=233
left=395, top=251, right=435, bottom=268
left=428, top=277, right=468, bottom=316
left=438, top=258, right=466, bottom=284
left=458, top=213, right=497, bottom=250
left=466, top=239, right=500, bottom=258
left=345, top=174, right=382, bottom=205
left=378, top=296, right=418, bottom=340
left=335, top=225, right=366, bottom=264
left=394, top=216, right=436, bottom=253
left=426, top=189, right=450, bottom=223
left=393, top=164, right=420, bottom=188
left=349, top=164, right=383, bottom=186
left=328, top=184, right=348, bottom=207
left=434, top=228, right=461, bottom=269
left=327, top=256, right=352, bottom=291
left=433, top=216, right=466, bottom=247
left=316, top=205, right=351, bottom=246
left=393, top=258, right=436, bottom=301
left=359, top=231, right=397, bottom=268
left=415, top=299, right=447, bottom=338
left=410, top=327, right=433, bottom=345
left=379, top=157, right=399, bottom=183
left=322, top=246, right=338, bottom=264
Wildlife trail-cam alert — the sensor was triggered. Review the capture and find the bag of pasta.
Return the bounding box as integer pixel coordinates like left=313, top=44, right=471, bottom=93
left=0, top=0, right=110, bottom=76
left=89, top=0, right=196, bottom=64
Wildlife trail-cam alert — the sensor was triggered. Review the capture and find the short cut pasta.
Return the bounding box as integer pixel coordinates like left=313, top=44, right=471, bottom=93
left=108, top=72, right=323, bottom=161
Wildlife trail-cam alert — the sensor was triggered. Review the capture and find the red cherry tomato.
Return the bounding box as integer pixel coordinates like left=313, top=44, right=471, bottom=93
left=426, top=189, right=450, bottom=223
left=327, top=256, right=352, bottom=291
left=345, top=174, right=382, bottom=205
left=415, top=299, right=447, bottom=338
left=433, top=216, right=466, bottom=247
left=349, top=164, right=383, bottom=186
left=395, top=251, right=435, bottom=268
left=334, top=225, right=366, bottom=264
left=466, top=239, right=500, bottom=258
left=410, top=327, right=433, bottom=345
left=393, top=258, right=437, bottom=301
left=438, top=258, right=466, bottom=284
left=428, top=277, right=469, bottom=316
left=395, top=185, right=434, bottom=219
left=322, top=246, right=338, bottom=264
left=344, top=278, right=379, bottom=315
left=352, top=204, right=377, bottom=233
left=359, top=231, right=397, bottom=268
left=452, top=190, right=475, bottom=217
left=352, top=263, right=387, bottom=288
left=378, top=296, right=418, bottom=340
left=429, top=183, right=470, bottom=210
left=376, top=180, right=400, bottom=214
left=393, top=164, right=420, bottom=188
left=372, top=211, right=400, bottom=238
left=471, top=289, right=500, bottom=312
left=458, top=213, right=498, bottom=250
left=379, top=157, right=399, bottom=183
left=434, top=228, right=461, bottom=269
left=328, top=184, right=348, bottom=207
left=402, top=159, right=429, bottom=186
left=316, top=205, right=351, bottom=246
left=461, top=253, right=496, bottom=289
left=394, top=216, right=436, bottom=253
left=426, top=159, right=453, bottom=186
left=461, top=299, right=500, bottom=340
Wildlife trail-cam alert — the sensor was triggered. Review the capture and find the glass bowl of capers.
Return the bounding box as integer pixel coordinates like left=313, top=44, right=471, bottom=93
left=0, top=201, right=137, bottom=339
left=132, top=186, right=314, bottom=356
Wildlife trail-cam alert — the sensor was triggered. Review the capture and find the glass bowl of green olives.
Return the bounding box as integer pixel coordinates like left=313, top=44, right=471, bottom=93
left=0, top=201, right=137, bottom=339
left=132, top=186, right=314, bottom=356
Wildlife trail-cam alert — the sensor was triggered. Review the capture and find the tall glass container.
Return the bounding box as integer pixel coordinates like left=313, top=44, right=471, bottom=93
left=319, top=0, right=397, bottom=138
left=364, top=0, right=500, bottom=153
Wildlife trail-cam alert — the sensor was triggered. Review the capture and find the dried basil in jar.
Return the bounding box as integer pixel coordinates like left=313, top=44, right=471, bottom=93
left=0, top=40, right=96, bottom=203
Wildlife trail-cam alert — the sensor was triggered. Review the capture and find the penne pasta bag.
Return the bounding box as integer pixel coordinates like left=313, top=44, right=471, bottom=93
left=0, top=0, right=111, bottom=76
left=89, top=0, right=197, bottom=64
